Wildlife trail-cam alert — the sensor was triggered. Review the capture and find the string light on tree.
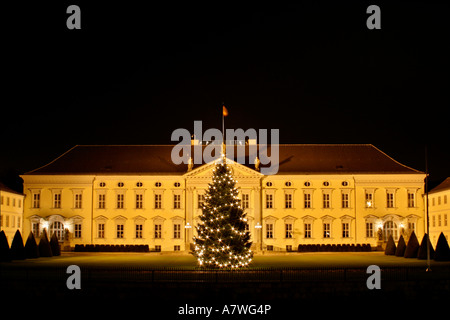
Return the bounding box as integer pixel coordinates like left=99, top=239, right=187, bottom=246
left=192, top=159, right=253, bottom=268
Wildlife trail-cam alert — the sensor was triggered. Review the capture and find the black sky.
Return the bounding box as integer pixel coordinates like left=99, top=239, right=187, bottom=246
left=2, top=1, right=450, bottom=190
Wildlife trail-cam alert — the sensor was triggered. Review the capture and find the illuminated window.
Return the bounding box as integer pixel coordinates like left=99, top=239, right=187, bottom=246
left=323, top=223, right=331, bottom=238
left=173, top=224, right=181, bottom=239
left=266, top=224, right=273, bottom=239
left=117, top=224, right=124, bottom=238
left=365, top=192, right=374, bottom=208
left=266, top=194, right=273, bottom=209
left=304, top=223, right=311, bottom=238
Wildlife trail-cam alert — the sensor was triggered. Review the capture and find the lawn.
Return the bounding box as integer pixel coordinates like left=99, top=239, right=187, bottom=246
left=4, top=251, right=448, bottom=269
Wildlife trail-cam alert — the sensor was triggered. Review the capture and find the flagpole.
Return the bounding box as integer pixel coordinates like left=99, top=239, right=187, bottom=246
left=425, top=145, right=431, bottom=272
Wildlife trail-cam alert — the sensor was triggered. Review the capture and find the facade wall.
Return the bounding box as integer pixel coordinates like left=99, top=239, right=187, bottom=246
left=0, top=190, right=24, bottom=242
left=21, top=168, right=426, bottom=252
left=428, top=188, right=450, bottom=246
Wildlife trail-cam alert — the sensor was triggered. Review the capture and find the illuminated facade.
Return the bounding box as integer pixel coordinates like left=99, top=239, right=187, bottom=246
left=428, top=177, right=450, bottom=246
left=0, top=182, right=24, bottom=242
left=21, top=144, right=426, bottom=252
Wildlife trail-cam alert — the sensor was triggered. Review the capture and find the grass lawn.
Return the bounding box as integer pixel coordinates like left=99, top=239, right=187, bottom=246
left=4, top=251, right=449, bottom=269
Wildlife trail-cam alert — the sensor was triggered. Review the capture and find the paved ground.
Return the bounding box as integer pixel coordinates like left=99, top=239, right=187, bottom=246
left=3, top=251, right=448, bottom=268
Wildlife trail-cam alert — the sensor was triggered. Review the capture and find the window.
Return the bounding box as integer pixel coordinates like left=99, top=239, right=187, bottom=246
left=198, top=194, right=205, bottom=209
left=267, top=245, right=274, bottom=251
left=444, top=214, right=448, bottom=227
left=323, top=193, right=330, bottom=208
left=266, top=224, right=273, bottom=239
left=155, top=182, right=162, bottom=187
left=242, top=194, right=249, bottom=209
left=285, top=193, right=292, bottom=209
left=432, top=215, right=436, bottom=227
left=155, top=245, right=161, bottom=252
left=98, top=194, right=106, bottom=209
left=304, top=193, right=311, bottom=208
left=50, top=221, right=65, bottom=241
left=136, top=182, right=143, bottom=187
left=342, top=181, right=348, bottom=186
left=155, top=224, right=162, bottom=239
left=304, top=181, right=311, bottom=187
left=285, top=223, right=293, bottom=238
left=323, top=223, right=331, bottom=238
left=173, top=224, right=181, bottom=239
left=266, top=181, right=273, bottom=187
left=438, top=215, right=442, bottom=227
left=383, top=221, right=398, bottom=241
left=155, top=194, right=162, bottom=209
left=32, top=223, right=40, bottom=237
left=75, top=194, right=82, bottom=209
left=117, top=224, right=124, bottom=238
left=438, top=196, right=441, bottom=205
left=304, top=223, right=311, bottom=238
left=408, top=222, right=416, bottom=233
left=98, top=224, right=105, bottom=238
left=136, top=194, right=143, bottom=209
left=365, top=193, right=374, bottom=208
left=386, top=192, right=394, bottom=208
left=266, top=194, right=273, bottom=209
left=118, top=182, right=124, bottom=187
left=99, top=182, right=106, bottom=187
left=174, top=245, right=181, bottom=251
left=174, top=182, right=181, bottom=187
left=341, top=193, right=349, bottom=208
left=444, top=195, right=448, bottom=204
left=366, top=222, right=374, bottom=238
left=342, top=223, right=349, bottom=238
left=117, top=194, right=124, bottom=209
left=18, top=199, right=22, bottom=208
left=173, top=194, right=181, bottom=209
left=407, top=192, right=415, bottom=208
left=33, top=193, right=40, bottom=208
left=286, top=245, right=292, bottom=252
left=74, top=224, right=82, bottom=238
left=53, top=193, right=61, bottom=208
left=136, top=224, right=143, bottom=238
left=285, top=181, right=292, bottom=187
left=323, top=181, right=329, bottom=186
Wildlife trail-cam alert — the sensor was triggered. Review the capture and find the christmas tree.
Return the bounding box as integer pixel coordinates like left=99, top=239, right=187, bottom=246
left=192, top=160, right=253, bottom=268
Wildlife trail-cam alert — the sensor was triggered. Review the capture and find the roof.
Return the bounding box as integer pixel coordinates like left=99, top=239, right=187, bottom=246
left=0, top=182, right=24, bottom=195
left=429, top=177, right=450, bottom=194
left=23, top=144, right=423, bottom=176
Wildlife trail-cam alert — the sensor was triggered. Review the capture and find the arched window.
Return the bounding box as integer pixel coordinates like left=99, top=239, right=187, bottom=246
left=383, top=221, right=398, bottom=241
left=50, top=221, right=65, bottom=241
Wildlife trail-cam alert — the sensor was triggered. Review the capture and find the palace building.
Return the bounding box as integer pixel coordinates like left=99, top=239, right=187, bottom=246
left=21, top=143, right=426, bottom=252
left=428, top=177, right=450, bottom=246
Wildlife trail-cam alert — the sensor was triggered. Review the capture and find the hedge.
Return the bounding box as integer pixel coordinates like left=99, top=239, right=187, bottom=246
left=74, top=244, right=150, bottom=252
left=395, top=235, right=406, bottom=257
left=417, top=233, right=435, bottom=260
left=404, top=231, right=419, bottom=258
left=384, top=235, right=396, bottom=255
left=434, top=232, right=450, bottom=261
left=25, top=232, right=39, bottom=259
left=297, top=243, right=371, bottom=252
left=11, top=230, right=26, bottom=260
left=50, top=233, right=61, bottom=256
left=0, top=231, right=11, bottom=262
left=38, top=229, right=53, bottom=257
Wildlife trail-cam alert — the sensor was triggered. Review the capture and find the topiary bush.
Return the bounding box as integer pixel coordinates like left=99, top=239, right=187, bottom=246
left=10, top=230, right=26, bottom=260
left=38, top=229, right=53, bottom=257
left=434, top=232, right=450, bottom=261
left=25, top=232, right=39, bottom=259
left=417, top=233, right=435, bottom=260
left=0, top=230, right=11, bottom=262
left=385, top=235, right=396, bottom=255
left=50, top=233, right=61, bottom=256
left=404, top=231, right=420, bottom=258
left=395, top=235, right=406, bottom=257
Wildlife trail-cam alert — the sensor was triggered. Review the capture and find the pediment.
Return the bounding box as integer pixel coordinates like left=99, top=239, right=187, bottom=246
left=184, top=157, right=262, bottom=180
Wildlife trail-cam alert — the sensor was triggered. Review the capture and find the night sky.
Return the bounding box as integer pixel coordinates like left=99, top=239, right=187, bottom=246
left=2, top=1, right=449, bottom=191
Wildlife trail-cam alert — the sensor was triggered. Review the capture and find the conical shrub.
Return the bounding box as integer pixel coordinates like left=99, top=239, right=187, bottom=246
left=38, top=229, right=53, bottom=257
left=417, top=233, right=435, bottom=260
left=50, top=233, right=61, bottom=256
left=384, top=235, right=396, bottom=255
left=0, top=230, right=11, bottom=262
left=404, top=231, right=420, bottom=258
left=25, top=232, right=39, bottom=259
left=434, top=232, right=450, bottom=261
left=395, top=235, right=406, bottom=257
left=10, top=230, right=26, bottom=260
